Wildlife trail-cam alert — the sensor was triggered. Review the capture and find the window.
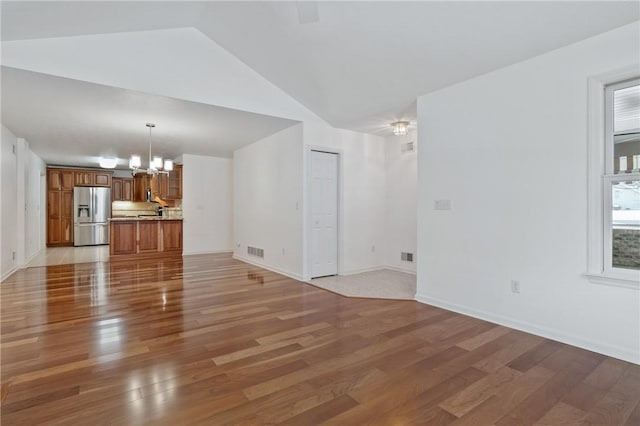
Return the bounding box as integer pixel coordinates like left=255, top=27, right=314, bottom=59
left=587, top=69, right=639, bottom=288
left=605, top=80, right=640, bottom=273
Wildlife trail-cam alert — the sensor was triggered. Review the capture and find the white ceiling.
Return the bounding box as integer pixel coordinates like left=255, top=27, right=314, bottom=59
left=1, top=66, right=298, bottom=167
left=1, top=1, right=639, bottom=166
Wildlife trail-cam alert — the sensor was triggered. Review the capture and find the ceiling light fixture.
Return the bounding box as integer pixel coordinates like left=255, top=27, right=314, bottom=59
left=99, top=157, right=117, bottom=169
left=391, top=121, right=410, bottom=136
left=130, top=123, right=173, bottom=175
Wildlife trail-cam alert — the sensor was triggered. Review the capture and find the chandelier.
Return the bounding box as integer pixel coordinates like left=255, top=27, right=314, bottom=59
left=129, top=123, right=173, bottom=175
left=391, top=121, right=410, bottom=136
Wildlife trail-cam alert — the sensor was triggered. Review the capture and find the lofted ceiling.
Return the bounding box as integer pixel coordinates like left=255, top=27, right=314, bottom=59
left=1, top=1, right=639, bottom=166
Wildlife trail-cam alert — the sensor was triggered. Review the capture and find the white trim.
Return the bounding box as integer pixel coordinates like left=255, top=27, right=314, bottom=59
left=233, top=254, right=304, bottom=282
left=20, top=247, right=44, bottom=269
left=384, top=265, right=417, bottom=275
left=340, top=265, right=417, bottom=276
left=415, top=293, right=640, bottom=365
left=340, top=265, right=386, bottom=276
left=584, top=272, right=640, bottom=289
left=586, top=64, right=640, bottom=285
left=1, top=266, right=18, bottom=282
left=183, top=249, right=234, bottom=256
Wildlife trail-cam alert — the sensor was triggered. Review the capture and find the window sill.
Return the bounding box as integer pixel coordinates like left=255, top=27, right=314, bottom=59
left=584, top=272, right=639, bottom=289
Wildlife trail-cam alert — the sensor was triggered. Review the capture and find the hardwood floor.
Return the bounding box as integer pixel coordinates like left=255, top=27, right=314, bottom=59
left=1, top=253, right=639, bottom=425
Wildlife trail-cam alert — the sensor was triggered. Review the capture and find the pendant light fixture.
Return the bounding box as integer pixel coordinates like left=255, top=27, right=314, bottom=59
left=130, top=123, right=173, bottom=175
left=391, top=121, right=410, bottom=136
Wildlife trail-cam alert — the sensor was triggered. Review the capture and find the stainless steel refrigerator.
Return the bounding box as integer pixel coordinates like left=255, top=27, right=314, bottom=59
left=73, top=186, right=111, bottom=246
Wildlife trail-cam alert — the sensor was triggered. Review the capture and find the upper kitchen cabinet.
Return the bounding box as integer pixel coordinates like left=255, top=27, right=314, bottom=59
left=47, top=169, right=74, bottom=191
left=133, top=173, right=151, bottom=202
left=75, top=170, right=112, bottom=187
left=132, top=165, right=182, bottom=202
left=166, top=165, right=182, bottom=200
left=94, top=172, right=112, bottom=187
left=112, top=177, right=134, bottom=201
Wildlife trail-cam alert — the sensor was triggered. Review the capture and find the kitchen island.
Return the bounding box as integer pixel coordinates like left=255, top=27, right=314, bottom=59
left=109, top=217, right=183, bottom=259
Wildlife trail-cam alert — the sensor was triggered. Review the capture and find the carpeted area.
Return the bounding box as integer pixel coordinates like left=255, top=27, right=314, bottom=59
left=308, top=269, right=416, bottom=300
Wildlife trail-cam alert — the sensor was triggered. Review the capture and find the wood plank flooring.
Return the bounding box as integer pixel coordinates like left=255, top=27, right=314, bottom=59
left=1, top=253, right=639, bottom=425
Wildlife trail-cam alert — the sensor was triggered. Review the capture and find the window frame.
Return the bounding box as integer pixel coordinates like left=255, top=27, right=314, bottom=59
left=586, top=66, right=640, bottom=289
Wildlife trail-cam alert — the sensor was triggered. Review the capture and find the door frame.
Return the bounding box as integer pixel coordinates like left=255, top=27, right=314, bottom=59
left=304, top=146, right=343, bottom=281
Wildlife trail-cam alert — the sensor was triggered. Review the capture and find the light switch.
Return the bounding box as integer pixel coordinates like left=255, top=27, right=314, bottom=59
left=434, top=199, right=451, bottom=210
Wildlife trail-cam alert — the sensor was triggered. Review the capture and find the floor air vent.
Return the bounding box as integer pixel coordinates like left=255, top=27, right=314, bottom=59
left=248, top=246, right=264, bottom=258
left=401, top=252, right=414, bottom=262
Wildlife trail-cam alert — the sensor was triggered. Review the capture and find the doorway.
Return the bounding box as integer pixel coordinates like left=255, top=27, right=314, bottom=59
left=310, top=150, right=338, bottom=278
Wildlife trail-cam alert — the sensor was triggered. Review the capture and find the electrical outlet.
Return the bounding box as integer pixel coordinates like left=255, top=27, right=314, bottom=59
left=510, top=280, right=520, bottom=294
left=11, top=251, right=16, bottom=261
left=434, top=199, right=451, bottom=210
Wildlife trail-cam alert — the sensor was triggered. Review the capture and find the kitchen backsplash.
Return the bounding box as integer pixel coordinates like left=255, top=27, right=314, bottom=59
left=112, top=200, right=183, bottom=218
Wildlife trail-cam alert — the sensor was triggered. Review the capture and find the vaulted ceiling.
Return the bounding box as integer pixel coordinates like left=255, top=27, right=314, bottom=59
left=1, top=1, right=639, bottom=166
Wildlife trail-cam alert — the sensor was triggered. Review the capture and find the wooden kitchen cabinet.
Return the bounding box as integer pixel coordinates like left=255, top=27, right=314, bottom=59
left=161, top=221, right=183, bottom=252
left=75, top=171, right=93, bottom=186
left=133, top=174, right=151, bottom=201
left=131, top=165, right=181, bottom=202
left=110, top=222, right=136, bottom=255
left=46, top=168, right=75, bottom=246
left=166, top=165, right=182, bottom=200
left=110, top=219, right=183, bottom=259
left=138, top=222, right=159, bottom=252
left=75, top=170, right=112, bottom=187
left=47, top=169, right=74, bottom=191
left=94, top=172, right=111, bottom=187
left=112, top=178, right=134, bottom=201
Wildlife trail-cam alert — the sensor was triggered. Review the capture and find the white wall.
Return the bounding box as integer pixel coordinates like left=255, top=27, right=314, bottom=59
left=181, top=154, right=233, bottom=255
left=1, top=127, right=46, bottom=281
left=1, top=126, right=18, bottom=280
left=233, top=124, right=304, bottom=279
left=416, top=22, right=640, bottom=363
left=384, top=130, right=417, bottom=273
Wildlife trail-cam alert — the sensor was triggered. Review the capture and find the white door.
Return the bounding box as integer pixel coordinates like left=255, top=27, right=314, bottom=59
left=311, top=150, right=338, bottom=278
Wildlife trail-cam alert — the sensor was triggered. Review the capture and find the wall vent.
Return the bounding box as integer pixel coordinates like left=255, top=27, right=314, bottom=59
left=401, top=252, right=414, bottom=262
left=248, top=246, right=264, bottom=258
left=400, top=141, right=415, bottom=153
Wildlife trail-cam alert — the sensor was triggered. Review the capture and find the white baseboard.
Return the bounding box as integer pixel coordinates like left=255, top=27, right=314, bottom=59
left=415, top=293, right=639, bottom=365
left=341, top=265, right=385, bottom=275
left=20, top=247, right=44, bottom=269
left=340, top=265, right=416, bottom=276
left=233, top=254, right=304, bottom=282
left=384, top=265, right=417, bottom=275
left=1, top=266, right=18, bottom=283
left=183, top=249, right=234, bottom=256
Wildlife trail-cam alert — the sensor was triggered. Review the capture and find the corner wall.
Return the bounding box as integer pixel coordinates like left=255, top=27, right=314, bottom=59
left=1, top=126, right=18, bottom=280
left=181, top=154, right=233, bottom=255
left=384, top=130, right=417, bottom=274
left=233, top=124, right=304, bottom=279
left=1, top=126, right=46, bottom=281
left=416, top=22, right=640, bottom=363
